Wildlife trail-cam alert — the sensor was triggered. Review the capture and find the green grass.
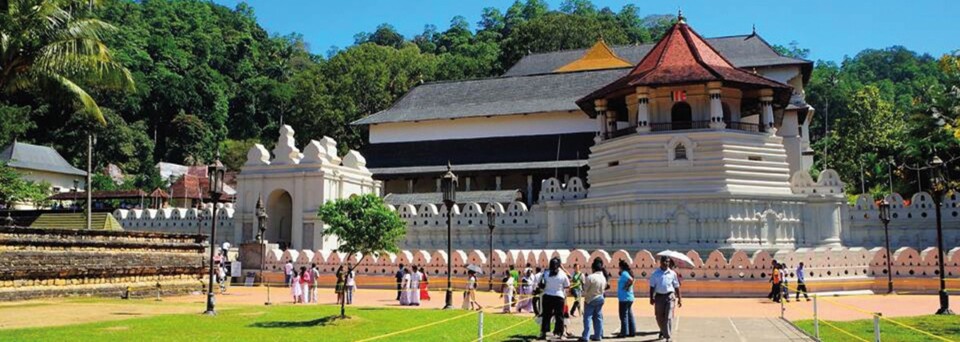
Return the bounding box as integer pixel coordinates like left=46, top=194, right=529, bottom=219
left=794, top=315, right=960, bottom=342
left=2, top=305, right=539, bottom=342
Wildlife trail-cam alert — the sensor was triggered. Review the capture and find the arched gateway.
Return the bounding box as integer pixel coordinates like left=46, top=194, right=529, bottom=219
left=235, top=125, right=381, bottom=250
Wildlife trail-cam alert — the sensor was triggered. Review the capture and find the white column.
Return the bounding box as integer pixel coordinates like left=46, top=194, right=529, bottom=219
left=465, top=177, right=471, bottom=191
left=708, top=82, right=725, bottom=129
left=495, top=176, right=502, bottom=190
left=635, top=87, right=651, bottom=133
left=595, top=99, right=609, bottom=140
left=760, top=89, right=776, bottom=134
left=526, top=175, right=533, bottom=206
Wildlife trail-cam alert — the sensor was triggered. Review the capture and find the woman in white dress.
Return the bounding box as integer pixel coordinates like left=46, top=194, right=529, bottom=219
left=290, top=270, right=302, bottom=303
left=500, top=275, right=515, bottom=313
left=399, top=268, right=411, bottom=305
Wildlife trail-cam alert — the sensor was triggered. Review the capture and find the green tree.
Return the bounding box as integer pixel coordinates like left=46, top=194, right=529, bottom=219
left=0, top=0, right=134, bottom=124
left=318, top=193, right=405, bottom=318
left=0, top=162, right=51, bottom=208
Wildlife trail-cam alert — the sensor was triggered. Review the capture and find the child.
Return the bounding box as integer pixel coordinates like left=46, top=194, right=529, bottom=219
left=500, top=274, right=515, bottom=313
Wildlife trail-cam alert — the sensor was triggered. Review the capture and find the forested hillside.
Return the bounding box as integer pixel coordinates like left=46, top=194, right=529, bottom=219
left=0, top=0, right=957, bottom=199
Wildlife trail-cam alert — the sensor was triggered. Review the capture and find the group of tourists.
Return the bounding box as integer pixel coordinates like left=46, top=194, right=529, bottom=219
left=768, top=260, right=810, bottom=303
left=395, top=264, right=431, bottom=306
left=493, top=255, right=682, bottom=342
left=284, top=261, right=323, bottom=304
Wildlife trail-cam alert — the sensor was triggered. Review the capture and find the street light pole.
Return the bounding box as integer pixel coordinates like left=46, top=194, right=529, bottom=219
left=256, top=194, right=270, bottom=306
left=440, top=163, right=457, bottom=310
left=486, top=206, right=496, bottom=291
left=930, top=156, right=953, bottom=315
left=203, top=155, right=225, bottom=316
left=878, top=199, right=893, bottom=294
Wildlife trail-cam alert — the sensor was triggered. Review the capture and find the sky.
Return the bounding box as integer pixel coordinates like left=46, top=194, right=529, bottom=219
left=213, top=0, right=960, bottom=63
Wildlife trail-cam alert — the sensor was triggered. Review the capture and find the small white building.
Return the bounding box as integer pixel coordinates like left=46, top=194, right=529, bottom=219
left=1, top=141, right=87, bottom=204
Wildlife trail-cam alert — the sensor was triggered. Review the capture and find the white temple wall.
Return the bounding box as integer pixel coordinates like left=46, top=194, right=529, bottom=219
left=368, top=111, right=596, bottom=144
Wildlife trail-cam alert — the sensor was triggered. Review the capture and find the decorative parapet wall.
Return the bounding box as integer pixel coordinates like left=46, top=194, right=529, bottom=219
left=262, top=246, right=960, bottom=295
left=846, top=192, right=960, bottom=249
left=0, top=227, right=206, bottom=301
left=392, top=200, right=541, bottom=250
left=114, top=203, right=237, bottom=246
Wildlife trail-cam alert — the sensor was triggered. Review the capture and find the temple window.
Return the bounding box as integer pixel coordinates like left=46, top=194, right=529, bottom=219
left=671, top=102, right=692, bottom=130
left=722, top=102, right=732, bottom=123
left=674, top=145, right=687, bottom=160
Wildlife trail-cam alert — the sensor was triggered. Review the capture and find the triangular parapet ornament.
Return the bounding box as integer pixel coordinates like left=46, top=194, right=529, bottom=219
left=553, top=38, right=633, bottom=73
left=245, top=144, right=270, bottom=166
left=271, top=125, right=301, bottom=165
left=320, top=136, right=341, bottom=165
left=301, top=140, right=330, bottom=165
left=342, top=150, right=368, bottom=171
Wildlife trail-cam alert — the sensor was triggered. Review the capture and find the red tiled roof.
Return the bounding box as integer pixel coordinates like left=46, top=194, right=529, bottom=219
left=578, top=18, right=792, bottom=115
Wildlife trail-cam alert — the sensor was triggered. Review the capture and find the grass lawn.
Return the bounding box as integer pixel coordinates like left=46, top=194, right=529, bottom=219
left=2, top=304, right=540, bottom=341
left=794, top=315, right=960, bottom=342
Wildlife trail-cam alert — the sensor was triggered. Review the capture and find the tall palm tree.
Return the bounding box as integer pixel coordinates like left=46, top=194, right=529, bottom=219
left=0, top=0, right=133, bottom=124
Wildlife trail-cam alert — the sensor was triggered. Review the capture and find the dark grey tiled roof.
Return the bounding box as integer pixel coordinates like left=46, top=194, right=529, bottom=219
left=503, top=34, right=810, bottom=77
left=353, top=69, right=626, bottom=125
left=0, top=141, right=86, bottom=176
left=383, top=190, right=522, bottom=206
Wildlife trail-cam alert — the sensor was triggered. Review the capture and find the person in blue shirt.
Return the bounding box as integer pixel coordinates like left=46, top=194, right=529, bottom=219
left=795, top=262, right=810, bottom=301
left=616, top=259, right=636, bottom=338
left=650, top=256, right=682, bottom=342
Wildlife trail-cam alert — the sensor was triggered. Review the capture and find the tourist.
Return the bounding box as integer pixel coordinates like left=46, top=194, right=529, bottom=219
left=517, top=268, right=534, bottom=313
left=781, top=263, right=791, bottom=302
left=395, top=264, right=404, bottom=301
left=345, top=263, right=357, bottom=305
left=463, top=269, right=482, bottom=310
left=399, top=267, right=411, bottom=305
left=290, top=269, right=302, bottom=303
left=569, top=264, right=583, bottom=317
left=500, top=272, right=515, bottom=313
left=538, top=257, right=570, bottom=340
left=508, top=265, right=520, bottom=307
left=795, top=262, right=810, bottom=301
left=299, top=266, right=312, bottom=303
left=615, top=259, right=636, bottom=338
left=217, top=262, right=227, bottom=294
left=532, top=266, right=544, bottom=316
left=419, top=266, right=431, bottom=301
left=310, top=263, right=320, bottom=304
left=650, top=256, right=681, bottom=342
left=767, top=259, right=780, bottom=302
left=335, top=265, right=345, bottom=305
left=410, top=266, right=421, bottom=306
left=771, top=262, right=783, bottom=303
left=580, top=258, right=607, bottom=342
left=284, top=260, right=294, bottom=287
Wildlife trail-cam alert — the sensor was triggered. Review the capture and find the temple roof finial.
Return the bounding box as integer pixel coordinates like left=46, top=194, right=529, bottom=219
left=677, top=8, right=685, bottom=23
left=752, top=24, right=756, bottom=35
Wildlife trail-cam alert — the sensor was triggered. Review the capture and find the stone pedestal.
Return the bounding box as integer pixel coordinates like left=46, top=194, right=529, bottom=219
left=238, top=241, right=276, bottom=271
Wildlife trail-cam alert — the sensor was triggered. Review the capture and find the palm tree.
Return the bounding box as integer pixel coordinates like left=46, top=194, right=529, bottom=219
left=0, top=0, right=133, bottom=124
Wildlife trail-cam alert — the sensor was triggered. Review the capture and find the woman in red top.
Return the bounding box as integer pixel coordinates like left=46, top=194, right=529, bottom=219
left=419, top=266, right=430, bottom=301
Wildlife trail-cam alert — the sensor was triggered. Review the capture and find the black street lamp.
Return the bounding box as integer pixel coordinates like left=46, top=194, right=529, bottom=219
left=486, top=206, right=497, bottom=291
left=203, top=155, right=226, bottom=316
left=255, top=194, right=271, bottom=306
left=878, top=199, right=893, bottom=294
left=440, top=162, right=457, bottom=310
left=930, top=156, right=953, bottom=315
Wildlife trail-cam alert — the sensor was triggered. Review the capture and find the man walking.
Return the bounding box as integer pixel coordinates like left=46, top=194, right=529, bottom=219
left=650, top=256, right=681, bottom=342
left=283, top=260, right=294, bottom=287
left=580, top=258, right=608, bottom=342
left=795, top=262, right=810, bottom=301
left=395, top=264, right=405, bottom=301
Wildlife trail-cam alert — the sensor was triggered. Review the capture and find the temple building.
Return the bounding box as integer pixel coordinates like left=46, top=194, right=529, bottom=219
left=353, top=17, right=813, bottom=207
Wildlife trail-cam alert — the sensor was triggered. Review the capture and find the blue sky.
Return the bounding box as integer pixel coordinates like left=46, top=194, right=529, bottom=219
left=213, top=0, right=959, bottom=62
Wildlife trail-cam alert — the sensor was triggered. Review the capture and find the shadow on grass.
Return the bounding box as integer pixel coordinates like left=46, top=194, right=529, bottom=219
left=501, top=333, right=538, bottom=341
left=249, top=315, right=343, bottom=328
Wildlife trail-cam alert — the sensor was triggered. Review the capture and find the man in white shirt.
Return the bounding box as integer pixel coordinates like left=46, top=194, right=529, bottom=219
left=283, top=261, right=294, bottom=286
left=649, top=256, right=681, bottom=342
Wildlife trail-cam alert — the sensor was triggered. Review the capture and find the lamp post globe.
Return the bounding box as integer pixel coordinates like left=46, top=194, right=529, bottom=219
left=440, top=162, right=457, bottom=310
left=486, top=206, right=497, bottom=291
left=203, top=154, right=225, bottom=316
left=929, top=156, right=953, bottom=315
left=878, top=199, right=893, bottom=294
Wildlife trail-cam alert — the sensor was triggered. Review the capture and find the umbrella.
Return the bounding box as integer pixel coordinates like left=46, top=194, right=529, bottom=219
left=656, top=250, right=695, bottom=268
left=466, top=264, right=484, bottom=274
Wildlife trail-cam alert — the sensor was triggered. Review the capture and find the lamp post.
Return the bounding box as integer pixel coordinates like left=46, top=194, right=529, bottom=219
left=878, top=199, right=893, bottom=294
left=255, top=195, right=271, bottom=306
left=486, top=206, right=497, bottom=291
left=930, top=156, right=953, bottom=315
left=203, top=155, right=225, bottom=316
left=440, top=162, right=457, bottom=310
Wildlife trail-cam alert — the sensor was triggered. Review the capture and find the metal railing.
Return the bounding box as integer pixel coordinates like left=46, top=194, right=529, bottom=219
left=606, top=120, right=765, bottom=139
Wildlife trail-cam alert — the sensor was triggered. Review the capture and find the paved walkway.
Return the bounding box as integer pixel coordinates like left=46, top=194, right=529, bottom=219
left=558, top=315, right=811, bottom=341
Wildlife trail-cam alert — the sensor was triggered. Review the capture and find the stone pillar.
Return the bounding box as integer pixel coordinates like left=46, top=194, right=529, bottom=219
left=495, top=176, right=502, bottom=190
left=465, top=177, right=471, bottom=191
left=435, top=178, right=441, bottom=192
left=635, top=87, right=651, bottom=133
left=760, top=89, right=776, bottom=134
left=708, top=82, right=726, bottom=129
left=595, top=99, right=608, bottom=140
left=526, top=175, right=533, bottom=206
left=407, top=179, right=414, bottom=193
